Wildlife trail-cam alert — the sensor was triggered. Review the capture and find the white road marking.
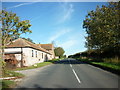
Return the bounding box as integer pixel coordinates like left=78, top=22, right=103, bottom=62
left=70, top=64, right=72, bottom=67
left=72, top=69, right=81, bottom=84
left=68, top=60, right=72, bottom=67
left=68, top=59, right=81, bottom=84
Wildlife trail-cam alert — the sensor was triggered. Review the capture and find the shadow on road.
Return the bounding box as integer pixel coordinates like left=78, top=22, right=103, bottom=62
left=47, top=59, right=119, bottom=75
left=48, top=59, right=87, bottom=65
left=15, top=84, right=73, bottom=90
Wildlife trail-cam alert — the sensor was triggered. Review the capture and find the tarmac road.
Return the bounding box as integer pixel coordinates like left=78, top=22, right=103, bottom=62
left=15, top=58, right=119, bottom=88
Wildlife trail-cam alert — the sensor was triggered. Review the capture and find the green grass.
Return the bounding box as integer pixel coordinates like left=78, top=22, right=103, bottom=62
left=47, top=58, right=60, bottom=63
left=1, top=69, right=25, bottom=89
left=13, top=59, right=61, bottom=71
left=91, top=62, right=120, bottom=70
left=13, top=59, right=59, bottom=71
left=2, top=70, right=25, bottom=77
left=1, top=80, right=15, bottom=88
left=14, top=62, right=52, bottom=71
left=77, top=58, right=120, bottom=71
left=1, top=61, right=53, bottom=88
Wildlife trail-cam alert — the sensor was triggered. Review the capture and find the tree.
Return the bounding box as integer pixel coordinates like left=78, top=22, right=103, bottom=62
left=63, top=55, right=67, bottom=58
left=22, top=37, right=35, bottom=44
left=68, top=55, right=73, bottom=58
left=54, top=47, right=65, bottom=58
left=83, top=2, right=120, bottom=58
left=0, top=10, right=32, bottom=49
left=0, top=10, right=32, bottom=70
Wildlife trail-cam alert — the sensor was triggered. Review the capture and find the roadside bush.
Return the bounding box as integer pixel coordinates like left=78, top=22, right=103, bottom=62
left=47, top=58, right=60, bottom=63
left=103, top=58, right=120, bottom=64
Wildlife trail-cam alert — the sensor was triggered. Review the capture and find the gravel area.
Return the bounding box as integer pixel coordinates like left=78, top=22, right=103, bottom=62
left=15, top=64, right=52, bottom=77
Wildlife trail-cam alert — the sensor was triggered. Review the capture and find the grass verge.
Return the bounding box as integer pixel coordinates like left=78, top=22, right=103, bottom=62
left=1, top=70, right=24, bottom=89
left=13, top=62, right=52, bottom=71
left=91, top=62, right=120, bottom=70
left=77, top=58, right=120, bottom=75
left=1, top=80, right=15, bottom=88
left=3, top=70, right=25, bottom=77
left=13, top=59, right=60, bottom=71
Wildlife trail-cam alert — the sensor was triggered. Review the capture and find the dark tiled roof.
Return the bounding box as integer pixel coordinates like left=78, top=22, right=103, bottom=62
left=6, top=38, right=51, bottom=54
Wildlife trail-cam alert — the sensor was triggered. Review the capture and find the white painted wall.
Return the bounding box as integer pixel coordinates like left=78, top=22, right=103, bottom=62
left=4, top=47, right=53, bottom=67
left=4, top=48, right=21, bottom=53
left=55, top=56, right=59, bottom=59
left=22, top=48, right=52, bottom=67
left=47, top=54, right=52, bottom=60
left=15, top=54, right=21, bottom=67
left=22, top=48, right=44, bottom=66
left=47, top=49, right=55, bottom=59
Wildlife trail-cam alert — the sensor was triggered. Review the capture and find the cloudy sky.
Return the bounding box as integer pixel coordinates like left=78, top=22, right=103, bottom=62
left=2, top=1, right=107, bottom=56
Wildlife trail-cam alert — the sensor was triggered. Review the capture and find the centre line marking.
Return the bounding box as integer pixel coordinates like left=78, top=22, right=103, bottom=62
left=70, top=64, right=72, bottom=67
left=68, top=59, right=81, bottom=84
left=72, top=69, right=81, bottom=84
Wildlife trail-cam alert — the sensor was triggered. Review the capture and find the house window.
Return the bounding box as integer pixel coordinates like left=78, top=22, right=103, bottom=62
left=36, top=51, right=37, bottom=57
left=32, top=50, right=34, bottom=57
left=42, top=53, right=43, bottom=59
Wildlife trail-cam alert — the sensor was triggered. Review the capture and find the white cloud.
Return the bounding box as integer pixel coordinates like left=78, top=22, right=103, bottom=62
left=58, top=3, right=74, bottom=23
left=59, top=39, right=77, bottom=49
left=56, top=32, right=86, bottom=54
left=7, top=2, right=36, bottom=9
left=30, top=16, right=41, bottom=22
left=62, top=4, right=74, bottom=21
left=49, top=28, right=71, bottom=42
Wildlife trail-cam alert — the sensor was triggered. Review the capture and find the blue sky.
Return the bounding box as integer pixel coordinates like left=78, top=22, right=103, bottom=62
left=2, top=2, right=107, bottom=56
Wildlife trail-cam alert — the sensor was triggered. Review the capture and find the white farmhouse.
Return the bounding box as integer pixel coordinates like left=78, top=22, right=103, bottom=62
left=4, top=38, right=53, bottom=68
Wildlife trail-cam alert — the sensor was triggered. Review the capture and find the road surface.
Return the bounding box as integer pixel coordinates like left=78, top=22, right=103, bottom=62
left=16, top=58, right=119, bottom=88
